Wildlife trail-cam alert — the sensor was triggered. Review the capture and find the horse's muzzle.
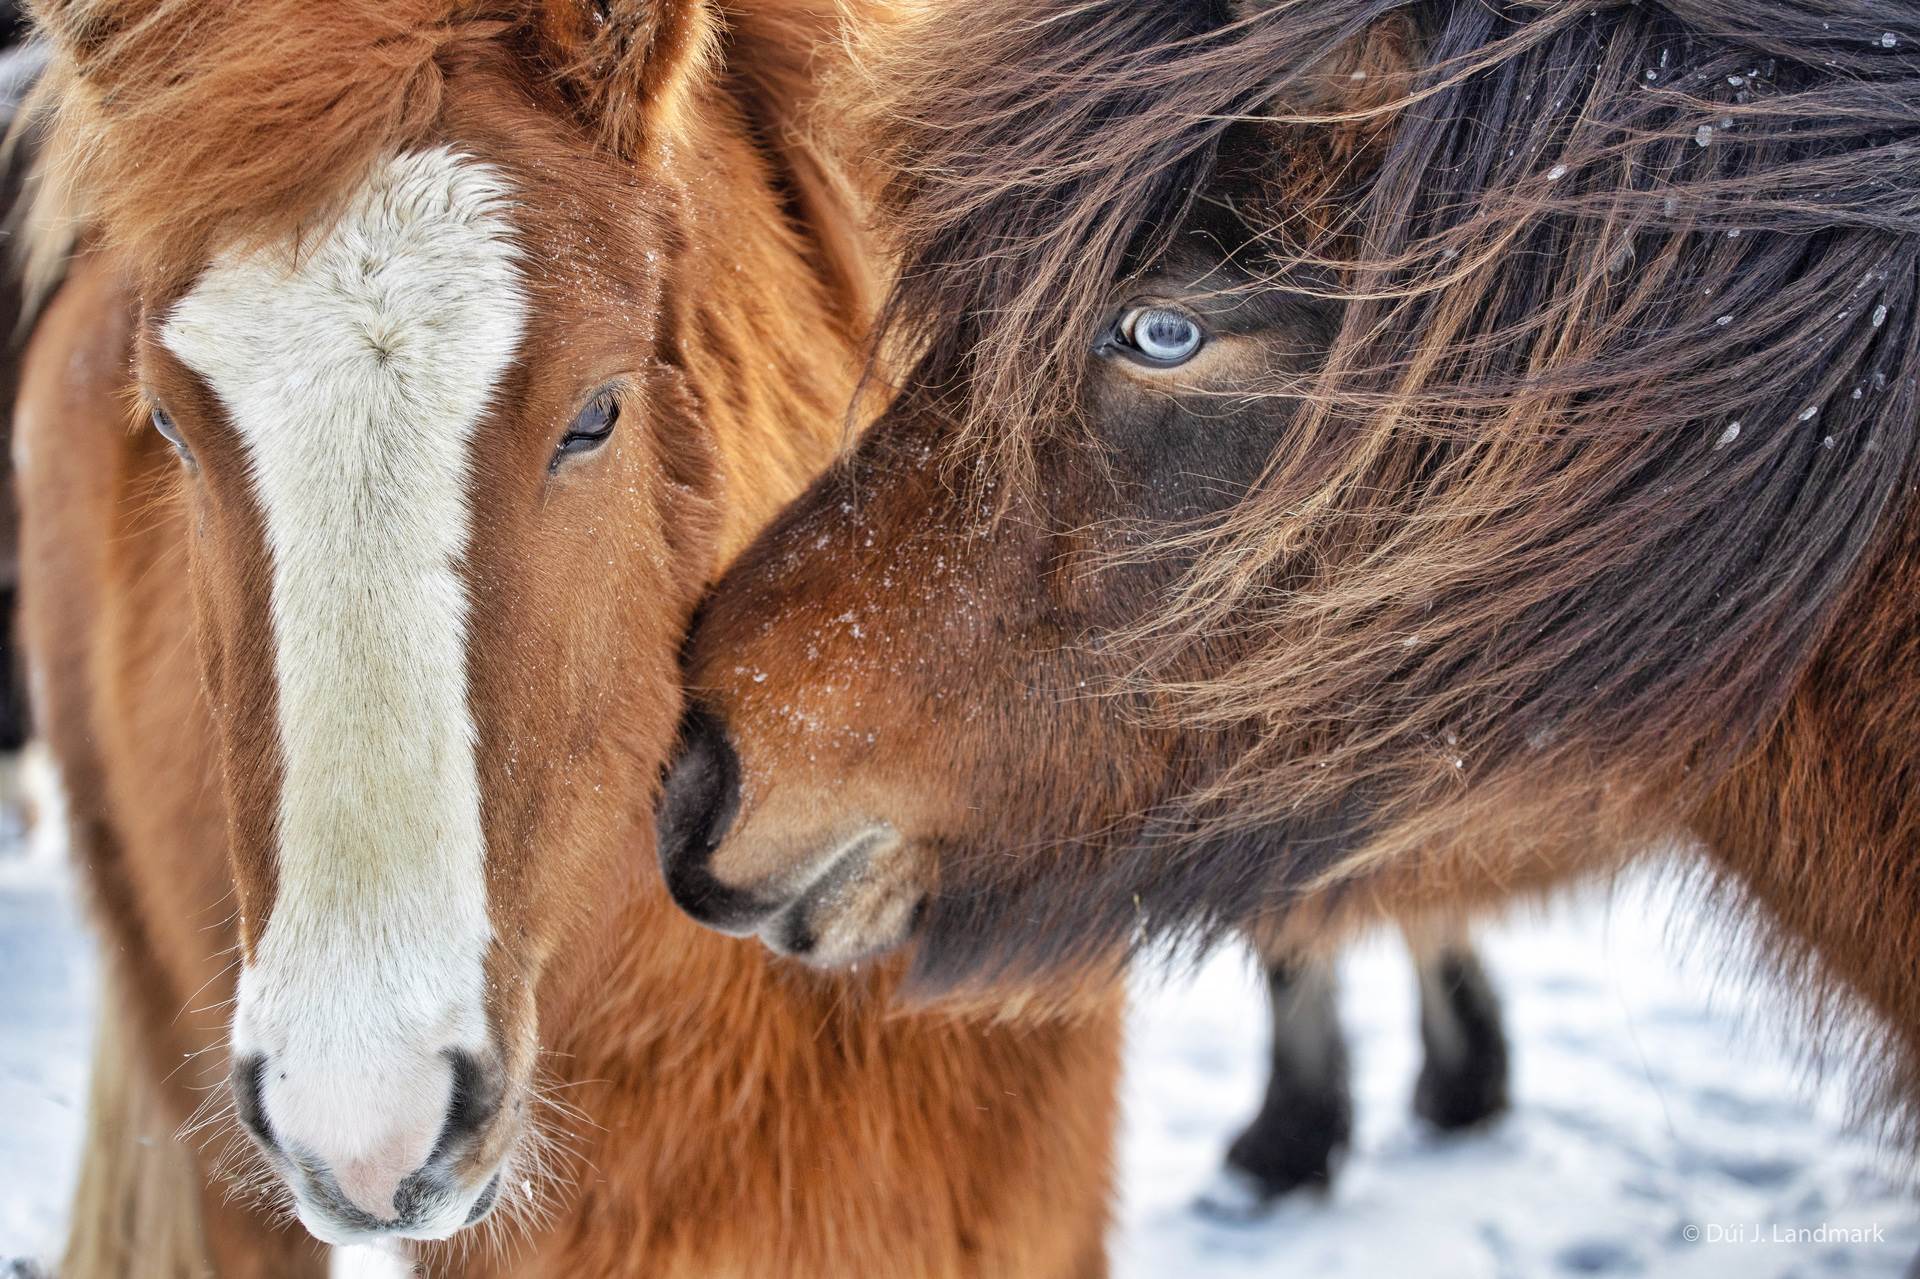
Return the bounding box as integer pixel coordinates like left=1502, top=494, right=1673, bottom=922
left=657, top=702, right=929, bottom=966
left=230, top=1047, right=510, bottom=1245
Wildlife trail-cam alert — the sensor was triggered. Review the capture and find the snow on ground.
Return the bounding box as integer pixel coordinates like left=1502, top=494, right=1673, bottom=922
left=1118, top=885, right=1918, bottom=1278
left=4, top=821, right=1917, bottom=1277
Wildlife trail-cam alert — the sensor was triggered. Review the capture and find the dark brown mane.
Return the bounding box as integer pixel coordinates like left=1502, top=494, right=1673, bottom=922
left=838, top=0, right=1427, bottom=475
left=851, top=0, right=1920, bottom=964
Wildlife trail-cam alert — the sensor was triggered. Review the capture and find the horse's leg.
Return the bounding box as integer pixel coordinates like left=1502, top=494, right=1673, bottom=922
left=1404, top=919, right=1510, bottom=1131
left=1207, top=947, right=1351, bottom=1211
left=0, top=584, right=34, bottom=843
left=57, top=889, right=326, bottom=1279
left=60, top=965, right=327, bottom=1279
left=0, top=71, right=41, bottom=838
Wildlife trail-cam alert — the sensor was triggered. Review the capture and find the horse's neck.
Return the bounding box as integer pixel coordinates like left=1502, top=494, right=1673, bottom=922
left=1693, top=478, right=1920, bottom=1115
left=672, top=8, right=882, bottom=560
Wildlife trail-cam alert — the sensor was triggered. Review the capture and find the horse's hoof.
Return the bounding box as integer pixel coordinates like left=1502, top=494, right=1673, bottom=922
left=1197, top=1118, right=1348, bottom=1219
left=1413, top=1050, right=1510, bottom=1131
left=1193, top=1155, right=1341, bottom=1220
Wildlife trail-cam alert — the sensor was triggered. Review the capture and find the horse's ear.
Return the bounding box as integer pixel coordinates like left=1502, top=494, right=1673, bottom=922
left=535, top=0, right=722, bottom=157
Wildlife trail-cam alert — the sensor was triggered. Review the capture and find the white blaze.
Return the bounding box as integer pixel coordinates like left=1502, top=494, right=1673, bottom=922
left=162, top=148, right=525, bottom=1183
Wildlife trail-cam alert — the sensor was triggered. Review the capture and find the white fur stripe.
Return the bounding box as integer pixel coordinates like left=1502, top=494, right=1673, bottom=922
left=162, top=148, right=525, bottom=1169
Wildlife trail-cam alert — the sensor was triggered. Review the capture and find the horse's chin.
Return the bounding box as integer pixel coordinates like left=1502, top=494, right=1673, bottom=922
left=751, top=826, right=930, bottom=969
left=756, top=885, right=928, bottom=970
left=291, top=1164, right=506, bottom=1248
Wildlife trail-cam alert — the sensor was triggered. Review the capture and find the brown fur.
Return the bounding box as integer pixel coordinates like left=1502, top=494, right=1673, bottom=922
left=668, top=0, right=1920, bottom=1148
left=541, top=0, right=721, bottom=157
left=17, top=1, right=1119, bottom=1274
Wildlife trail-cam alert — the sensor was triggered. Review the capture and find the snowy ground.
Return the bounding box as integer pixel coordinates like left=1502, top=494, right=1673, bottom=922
left=4, top=820, right=1917, bottom=1277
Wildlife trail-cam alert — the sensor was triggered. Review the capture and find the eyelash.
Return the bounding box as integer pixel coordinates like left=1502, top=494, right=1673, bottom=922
left=551, top=389, right=621, bottom=472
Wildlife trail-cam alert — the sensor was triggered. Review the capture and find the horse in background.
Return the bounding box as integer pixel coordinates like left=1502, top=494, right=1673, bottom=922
left=657, top=0, right=1920, bottom=1150
left=0, top=6, right=47, bottom=831
left=15, top=1, right=1118, bottom=1274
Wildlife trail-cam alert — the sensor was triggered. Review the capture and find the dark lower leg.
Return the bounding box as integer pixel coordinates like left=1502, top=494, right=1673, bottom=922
left=1410, top=932, right=1509, bottom=1131
left=1220, top=952, right=1352, bottom=1202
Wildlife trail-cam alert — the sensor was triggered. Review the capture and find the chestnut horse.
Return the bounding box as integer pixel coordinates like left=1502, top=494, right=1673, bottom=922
left=660, top=0, right=1920, bottom=1145
left=15, top=1, right=1118, bottom=1275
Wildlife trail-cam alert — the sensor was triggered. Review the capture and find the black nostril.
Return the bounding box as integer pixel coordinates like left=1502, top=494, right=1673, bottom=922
left=658, top=703, right=740, bottom=857
left=430, top=1050, right=504, bottom=1162
left=231, top=1054, right=277, bottom=1153
left=656, top=701, right=769, bottom=930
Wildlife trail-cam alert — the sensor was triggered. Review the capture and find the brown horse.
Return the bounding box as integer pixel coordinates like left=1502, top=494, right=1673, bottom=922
left=659, top=0, right=1920, bottom=1144
left=15, top=1, right=1118, bottom=1275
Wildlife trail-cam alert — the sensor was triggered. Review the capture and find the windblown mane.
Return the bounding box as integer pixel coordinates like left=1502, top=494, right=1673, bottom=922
left=855, top=0, right=1920, bottom=955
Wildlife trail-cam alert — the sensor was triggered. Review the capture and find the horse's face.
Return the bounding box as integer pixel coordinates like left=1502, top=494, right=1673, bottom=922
left=134, top=67, right=715, bottom=1244
left=647, top=0, right=1435, bottom=981
left=659, top=226, right=1338, bottom=971
left=660, top=0, right=1920, bottom=990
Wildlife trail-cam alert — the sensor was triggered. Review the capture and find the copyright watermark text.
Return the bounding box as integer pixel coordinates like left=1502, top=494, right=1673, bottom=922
left=1681, top=1222, right=1886, bottom=1245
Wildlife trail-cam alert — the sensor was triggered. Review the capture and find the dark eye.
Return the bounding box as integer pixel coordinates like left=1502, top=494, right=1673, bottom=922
left=1113, top=306, right=1205, bottom=366
left=553, top=391, right=620, bottom=470
left=150, top=404, right=192, bottom=460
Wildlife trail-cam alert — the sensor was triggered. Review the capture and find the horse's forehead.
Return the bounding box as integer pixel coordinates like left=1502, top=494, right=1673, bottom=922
left=159, top=145, right=525, bottom=429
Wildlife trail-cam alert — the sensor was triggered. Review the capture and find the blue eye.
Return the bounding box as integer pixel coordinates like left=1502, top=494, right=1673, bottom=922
left=1115, top=306, right=1205, bottom=365
left=151, top=404, right=192, bottom=459
left=553, top=390, right=620, bottom=470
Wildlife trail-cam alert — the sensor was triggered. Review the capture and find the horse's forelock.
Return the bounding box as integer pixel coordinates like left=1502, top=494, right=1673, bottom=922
left=23, top=0, right=764, bottom=296
left=24, top=0, right=525, bottom=290
left=840, top=0, right=1392, bottom=487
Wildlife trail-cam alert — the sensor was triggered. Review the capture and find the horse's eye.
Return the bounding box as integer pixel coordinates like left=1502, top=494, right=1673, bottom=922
left=553, top=391, right=620, bottom=470
left=1114, top=306, right=1205, bottom=366
left=151, top=404, right=192, bottom=460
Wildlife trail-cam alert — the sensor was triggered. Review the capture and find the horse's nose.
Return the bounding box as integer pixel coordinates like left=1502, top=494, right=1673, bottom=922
left=231, top=1048, right=502, bottom=1228
left=656, top=702, right=770, bottom=932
